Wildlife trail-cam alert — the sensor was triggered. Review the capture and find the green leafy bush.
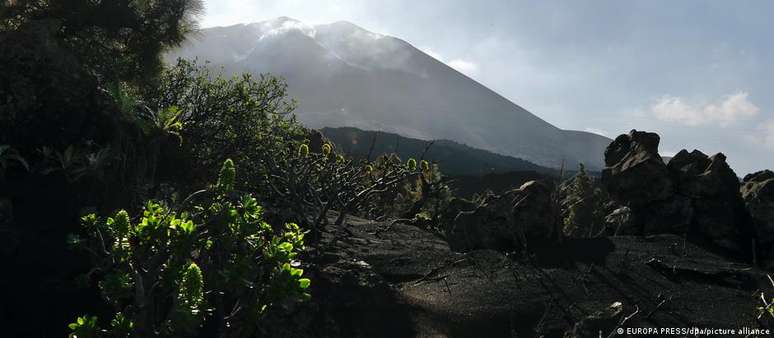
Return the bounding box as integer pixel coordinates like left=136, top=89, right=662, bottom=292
left=70, top=159, right=310, bottom=337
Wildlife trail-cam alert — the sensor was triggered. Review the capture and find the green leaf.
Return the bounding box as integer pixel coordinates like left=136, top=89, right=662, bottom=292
left=298, top=278, right=311, bottom=289
left=278, top=242, right=293, bottom=252
left=291, top=267, right=303, bottom=277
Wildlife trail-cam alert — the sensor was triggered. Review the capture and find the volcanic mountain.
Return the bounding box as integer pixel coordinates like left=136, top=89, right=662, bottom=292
left=167, top=17, right=610, bottom=169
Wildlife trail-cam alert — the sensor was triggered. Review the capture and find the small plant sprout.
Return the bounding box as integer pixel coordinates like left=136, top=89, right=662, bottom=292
left=216, top=158, right=236, bottom=192
left=298, top=143, right=309, bottom=157
left=322, top=143, right=332, bottom=157
left=407, top=158, right=417, bottom=171
left=172, top=262, right=205, bottom=332
left=420, top=160, right=430, bottom=172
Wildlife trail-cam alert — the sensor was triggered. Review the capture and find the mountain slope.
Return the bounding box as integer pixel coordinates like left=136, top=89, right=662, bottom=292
left=321, top=126, right=553, bottom=176
left=168, top=17, right=610, bottom=169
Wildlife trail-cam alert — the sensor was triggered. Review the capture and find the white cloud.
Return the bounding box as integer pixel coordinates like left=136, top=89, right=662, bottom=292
left=257, top=18, right=316, bottom=39
left=447, top=59, right=479, bottom=76
left=651, top=91, right=759, bottom=127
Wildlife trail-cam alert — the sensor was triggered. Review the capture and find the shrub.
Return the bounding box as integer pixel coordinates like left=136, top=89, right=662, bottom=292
left=357, top=154, right=453, bottom=229
left=561, top=164, right=607, bottom=237
left=70, top=159, right=310, bottom=337
left=143, top=60, right=427, bottom=234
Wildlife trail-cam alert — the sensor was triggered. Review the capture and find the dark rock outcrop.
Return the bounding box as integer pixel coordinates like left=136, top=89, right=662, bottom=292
left=448, top=180, right=557, bottom=251
left=308, top=128, right=327, bottom=153
left=741, top=170, right=774, bottom=257
left=601, top=130, right=751, bottom=253
left=667, top=150, right=750, bottom=250
left=602, top=130, right=672, bottom=207
left=513, top=180, right=557, bottom=242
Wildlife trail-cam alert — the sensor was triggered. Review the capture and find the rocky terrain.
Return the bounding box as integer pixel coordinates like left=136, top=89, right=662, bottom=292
left=301, top=129, right=774, bottom=337
left=307, top=215, right=765, bottom=337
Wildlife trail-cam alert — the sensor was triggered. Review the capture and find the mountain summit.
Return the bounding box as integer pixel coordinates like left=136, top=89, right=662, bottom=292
left=168, top=17, right=610, bottom=169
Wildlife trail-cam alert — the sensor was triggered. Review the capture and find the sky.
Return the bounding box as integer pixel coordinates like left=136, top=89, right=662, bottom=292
left=200, top=0, right=774, bottom=175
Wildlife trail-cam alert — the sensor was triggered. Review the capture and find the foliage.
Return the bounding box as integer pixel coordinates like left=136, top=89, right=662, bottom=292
left=142, top=59, right=303, bottom=189
left=358, top=154, right=454, bottom=230
left=143, top=60, right=432, bottom=234
left=561, top=164, right=607, bottom=237
left=67, top=315, right=100, bottom=338
left=70, top=159, right=311, bottom=337
left=2, top=0, right=203, bottom=87
left=0, top=0, right=201, bottom=210
left=412, top=162, right=455, bottom=230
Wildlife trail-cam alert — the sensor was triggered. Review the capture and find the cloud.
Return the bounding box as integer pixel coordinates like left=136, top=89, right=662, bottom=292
left=651, top=92, right=759, bottom=127
left=258, top=18, right=317, bottom=39
left=447, top=59, right=479, bottom=76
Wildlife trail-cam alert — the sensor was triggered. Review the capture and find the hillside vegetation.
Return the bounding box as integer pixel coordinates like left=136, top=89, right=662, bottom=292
left=321, top=127, right=553, bottom=176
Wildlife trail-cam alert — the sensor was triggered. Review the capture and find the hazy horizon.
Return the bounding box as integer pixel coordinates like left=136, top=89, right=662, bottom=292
left=199, top=1, right=774, bottom=175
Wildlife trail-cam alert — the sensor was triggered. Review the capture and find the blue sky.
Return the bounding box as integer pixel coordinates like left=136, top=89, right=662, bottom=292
left=201, top=0, right=773, bottom=174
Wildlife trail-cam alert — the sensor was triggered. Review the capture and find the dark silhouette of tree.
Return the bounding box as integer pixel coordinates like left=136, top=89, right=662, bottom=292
left=2, top=0, right=202, bottom=86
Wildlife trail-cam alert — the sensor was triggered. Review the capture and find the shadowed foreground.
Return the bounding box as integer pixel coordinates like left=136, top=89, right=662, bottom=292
left=306, top=214, right=764, bottom=337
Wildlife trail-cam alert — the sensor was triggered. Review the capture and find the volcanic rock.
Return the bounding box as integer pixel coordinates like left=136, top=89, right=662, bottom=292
left=667, top=150, right=750, bottom=251
left=602, top=130, right=672, bottom=207
left=741, top=170, right=774, bottom=255
left=448, top=180, right=556, bottom=251
left=601, top=130, right=751, bottom=253
left=306, top=214, right=763, bottom=337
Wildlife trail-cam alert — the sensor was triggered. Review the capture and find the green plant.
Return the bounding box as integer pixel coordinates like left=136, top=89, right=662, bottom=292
left=407, top=158, right=417, bottom=171
left=561, top=164, right=607, bottom=237
left=354, top=154, right=453, bottom=229
left=756, top=274, right=774, bottom=330
left=298, top=144, right=310, bottom=157
left=70, top=159, right=311, bottom=337
left=138, top=105, right=184, bottom=143
left=39, top=144, right=113, bottom=183
left=67, top=315, right=99, bottom=338
left=322, top=143, right=332, bottom=157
